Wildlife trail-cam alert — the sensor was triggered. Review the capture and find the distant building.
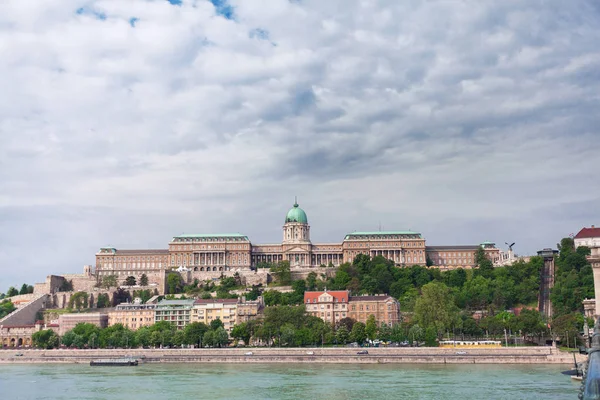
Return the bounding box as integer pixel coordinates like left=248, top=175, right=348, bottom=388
left=425, top=242, right=501, bottom=269
left=108, top=302, right=156, bottom=330
left=304, top=291, right=350, bottom=326
left=154, top=300, right=195, bottom=330
left=0, top=322, right=58, bottom=348
left=94, top=202, right=428, bottom=286
left=58, top=313, right=108, bottom=336
left=192, top=299, right=238, bottom=332
left=348, top=295, right=401, bottom=326
left=192, top=297, right=264, bottom=333
left=575, top=226, right=600, bottom=248
left=304, top=290, right=400, bottom=326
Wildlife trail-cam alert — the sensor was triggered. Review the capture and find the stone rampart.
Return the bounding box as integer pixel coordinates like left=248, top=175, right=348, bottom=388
left=6, top=294, right=36, bottom=308
left=0, top=346, right=584, bottom=365
left=0, top=294, right=49, bottom=326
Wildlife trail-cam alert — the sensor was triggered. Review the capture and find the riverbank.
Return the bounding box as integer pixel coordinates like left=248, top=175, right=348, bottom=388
left=0, top=346, right=585, bottom=364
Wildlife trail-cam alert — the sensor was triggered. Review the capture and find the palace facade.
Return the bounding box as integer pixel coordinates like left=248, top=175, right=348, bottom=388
left=95, top=201, right=499, bottom=280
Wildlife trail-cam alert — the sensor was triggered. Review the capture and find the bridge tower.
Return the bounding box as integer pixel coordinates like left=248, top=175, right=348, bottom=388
left=537, top=248, right=558, bottom=319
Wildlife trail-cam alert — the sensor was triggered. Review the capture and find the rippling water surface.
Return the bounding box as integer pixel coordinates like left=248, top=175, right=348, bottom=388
left=0, top=363, right=579, bottom=399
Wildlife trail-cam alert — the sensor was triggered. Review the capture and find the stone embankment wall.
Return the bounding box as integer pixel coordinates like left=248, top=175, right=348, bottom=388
left=5, top=294, right=37, bottom=308
left=0, top=347, right=585, bottom=365
left=0, top=294, right=49, bottom=326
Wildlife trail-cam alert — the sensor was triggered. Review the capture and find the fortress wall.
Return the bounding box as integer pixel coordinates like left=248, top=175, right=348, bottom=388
left=0, top=294, right=49, bottom=326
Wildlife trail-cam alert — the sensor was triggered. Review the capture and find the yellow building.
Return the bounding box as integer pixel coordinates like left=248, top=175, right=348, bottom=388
left=192, top=297, right=264, bottom=333
left=192, top=299, right=239, bottom=332
left=108, top=302, right=156, bottom=330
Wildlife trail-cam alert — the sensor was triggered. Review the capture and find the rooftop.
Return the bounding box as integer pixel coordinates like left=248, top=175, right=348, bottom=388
left=157, top=299, right=196, bottom=306
left=575, top=226, right=600, bottom=239
left=172, top=233, right=249, bottom=240
left=426, top=245, right=480, bottom=251
left=349, top=295, right=395, bottom=302
left=345, top=231, right=422, bottom=238
left=114, top=249, right=169, bottom=255
left=304, top=290, right=350, bottom=303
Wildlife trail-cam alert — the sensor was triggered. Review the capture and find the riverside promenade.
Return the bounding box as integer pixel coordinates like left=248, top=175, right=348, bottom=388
left=0, top=346, right=585, bottom=364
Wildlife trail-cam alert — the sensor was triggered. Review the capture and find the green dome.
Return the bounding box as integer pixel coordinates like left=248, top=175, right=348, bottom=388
left=285, top=202, right=308, bottom=224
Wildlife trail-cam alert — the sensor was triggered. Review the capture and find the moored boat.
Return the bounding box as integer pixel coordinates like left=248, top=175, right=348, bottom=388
left=90, top=358, right=138, bottom=366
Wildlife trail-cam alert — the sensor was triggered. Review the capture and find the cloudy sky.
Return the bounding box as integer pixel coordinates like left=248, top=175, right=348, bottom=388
left=1, top=0, right=599, bottom=290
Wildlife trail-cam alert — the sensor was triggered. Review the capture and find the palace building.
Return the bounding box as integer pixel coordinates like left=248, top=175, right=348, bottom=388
left=95, top=201, right=427, bottom=277
left=95, top=201, right=499, bottom=282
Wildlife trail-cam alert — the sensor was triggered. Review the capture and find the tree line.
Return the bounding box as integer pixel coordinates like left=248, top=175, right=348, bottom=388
left=32, top=319, right=230, bottom=350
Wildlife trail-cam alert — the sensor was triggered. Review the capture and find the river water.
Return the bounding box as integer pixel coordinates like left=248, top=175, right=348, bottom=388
left=0, top=363, right=579, bottom=399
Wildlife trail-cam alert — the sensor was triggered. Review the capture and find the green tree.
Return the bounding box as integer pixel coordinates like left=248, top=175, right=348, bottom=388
left=124, top=276, right=137, bottom=286
left=245, top=285, right=261, bottom=301
left=263, top=290, right=284, bottom=306
left=96, top=293, right=111, bottom=308
left=335, top=325, right=350, bottom=344
left=408, top=324, right=424, bottom=344
left=270, top=261, right=292, bottom=285
left=515, top=309, right=548, bottom=342
left=6, top=287, right=18, bottom=297
left=136, top=327, right=151, bottom=348
left=306, top=272, right=318, bottom=291
left=0, top=300, right=16, bottom=319
left=172, top=330, right=186, bottom=347
left=132, top=289, right=152, bottom=304
left=19, top=283, right=31, bottom=295
left=32, top=329, right=60, bottom=349
left=474, top=247, right=494, bottom=279
left=552, top=238, right=593, bottom=316
left=210, top=318, right=224, bottom=331
left=101, top=275, right=118, bottom=289
left=203, top=330, right=215, bottom=347
left=140, top=274, right=149, bottom=286
left=58, top=280, right=73, bottom=292
left=68, top=292, right=89, bottom=310
left=365, top=315, right=378, bottom=341
left=350, top=322, right=367, bottom=344
left=167, top=273, right=183, bottom=294
left=231, top=322, right=252, bottom=345
left=414, top=282, right=459, bottom=338
left=214, top=327, right=229, bottom=347
left=378, top=323, right=392, bottom=342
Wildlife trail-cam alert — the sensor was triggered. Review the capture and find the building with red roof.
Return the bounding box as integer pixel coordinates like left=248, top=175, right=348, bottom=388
left=575, top=226, right=600, bottom=248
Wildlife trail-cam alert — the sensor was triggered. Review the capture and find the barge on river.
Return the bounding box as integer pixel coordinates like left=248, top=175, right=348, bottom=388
left=90, top=358, right=138, bottom=366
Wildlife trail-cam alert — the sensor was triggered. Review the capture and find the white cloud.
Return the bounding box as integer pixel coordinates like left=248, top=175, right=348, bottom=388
left=1, top=0, right=599, bottom=289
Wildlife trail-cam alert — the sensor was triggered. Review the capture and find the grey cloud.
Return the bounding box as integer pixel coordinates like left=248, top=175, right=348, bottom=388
left=0, top=0, right=599, bottom=289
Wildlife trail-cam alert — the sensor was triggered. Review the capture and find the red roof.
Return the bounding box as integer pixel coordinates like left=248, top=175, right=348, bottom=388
left=575, top=227, right=600, bottom=239
left=304, top=291, right=349, bottom=304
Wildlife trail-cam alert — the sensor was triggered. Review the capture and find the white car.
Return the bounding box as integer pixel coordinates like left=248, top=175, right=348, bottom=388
left=455, top=351, right=468, bottom=355
left=306, top=351, right=314, bottom=355
left=245, top=351, right=253, bottom=356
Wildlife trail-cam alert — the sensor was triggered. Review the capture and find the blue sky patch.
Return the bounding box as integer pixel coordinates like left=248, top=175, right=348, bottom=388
left=210, top=0, right=234, bottom=20
left=76, top=7, right=107, bottom=20
left=167, top=0, right=182, bottom=5
left=129, top=17, right=139, bottom=27
left=249, top=28, right=269, bottom=40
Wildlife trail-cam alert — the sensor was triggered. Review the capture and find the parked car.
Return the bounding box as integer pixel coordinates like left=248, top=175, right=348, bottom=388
left=245, top=351, right=253, bottom=356
left=15, top=353, right=24, bottom=357
left=357, top=350, right=369, bottom=355
left=455, top=351, right=467, bottom=355
left=306, top=351, right=314, bottom=355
